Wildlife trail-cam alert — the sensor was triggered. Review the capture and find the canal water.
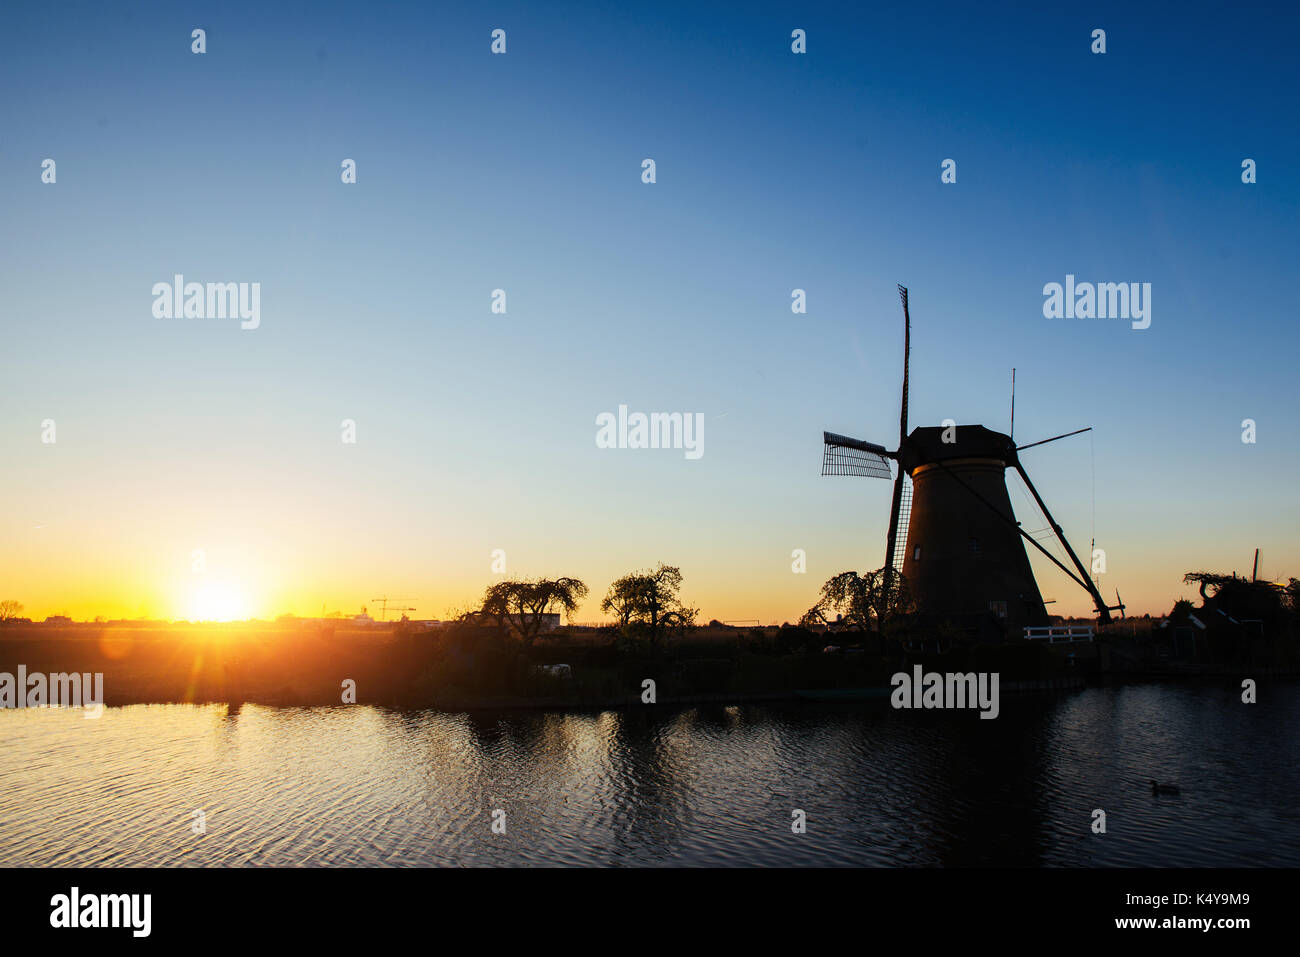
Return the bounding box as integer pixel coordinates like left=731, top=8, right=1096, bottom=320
left=1, top=681, right=1296, bottom=866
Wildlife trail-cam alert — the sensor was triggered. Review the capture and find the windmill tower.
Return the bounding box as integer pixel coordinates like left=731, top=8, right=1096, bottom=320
left=820, top=285, right=1120, bottom=633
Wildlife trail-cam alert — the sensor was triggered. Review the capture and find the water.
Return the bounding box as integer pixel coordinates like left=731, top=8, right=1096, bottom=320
left=2, top=682, right=1297, bottom=866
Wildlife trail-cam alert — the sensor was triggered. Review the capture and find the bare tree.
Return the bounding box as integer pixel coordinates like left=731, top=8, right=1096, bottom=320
left=0, top=600, right=23, bottom=622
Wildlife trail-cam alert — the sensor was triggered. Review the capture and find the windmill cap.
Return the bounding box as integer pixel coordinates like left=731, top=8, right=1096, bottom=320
left=899, top=425, right=1018, bottom=473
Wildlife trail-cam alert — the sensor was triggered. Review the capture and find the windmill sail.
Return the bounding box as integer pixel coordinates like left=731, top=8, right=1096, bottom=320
left=883, top=285, right=911, bottom=582
left=821, top=432, right=891, bottom=478
left=890, top=474, right=912, bottom=576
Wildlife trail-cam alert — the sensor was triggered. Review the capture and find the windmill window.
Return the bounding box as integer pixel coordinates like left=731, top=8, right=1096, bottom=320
left=970, top=537, right=981, bottom=555
left=989, top=601, right=1008, bottom=619
left=912, top=545, right=922, bottom=561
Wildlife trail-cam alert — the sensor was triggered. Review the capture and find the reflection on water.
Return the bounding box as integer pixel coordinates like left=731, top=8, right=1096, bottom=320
left=1, top=682, right=1298, bottom=866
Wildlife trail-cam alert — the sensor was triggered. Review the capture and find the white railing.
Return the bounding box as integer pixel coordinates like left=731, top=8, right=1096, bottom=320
left=1023, top=625, right=1094, bottom=643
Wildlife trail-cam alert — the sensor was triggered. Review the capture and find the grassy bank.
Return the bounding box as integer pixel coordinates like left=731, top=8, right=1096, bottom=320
left=0, top=620, right=1087, bottom=710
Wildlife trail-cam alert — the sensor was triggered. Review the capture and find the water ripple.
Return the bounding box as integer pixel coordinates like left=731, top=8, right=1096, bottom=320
left=1, top=682, right=1298, bottom=866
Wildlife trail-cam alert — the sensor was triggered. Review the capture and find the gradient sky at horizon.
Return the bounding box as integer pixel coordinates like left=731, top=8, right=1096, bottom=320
left=2, top=1, right=1298, bottom=622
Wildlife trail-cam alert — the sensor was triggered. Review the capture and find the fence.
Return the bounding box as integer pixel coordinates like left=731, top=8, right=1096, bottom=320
left=1023, top=625, right=1095, bottom=643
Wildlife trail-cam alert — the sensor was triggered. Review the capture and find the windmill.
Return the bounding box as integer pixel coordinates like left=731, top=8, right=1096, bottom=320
left=820, top=285, right=1122, bottom=632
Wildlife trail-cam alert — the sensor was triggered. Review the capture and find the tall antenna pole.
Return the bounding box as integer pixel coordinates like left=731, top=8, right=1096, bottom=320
left=1253, top=548, right=1260, bottom=582
left=1010, top=368, right=1016, bottom=441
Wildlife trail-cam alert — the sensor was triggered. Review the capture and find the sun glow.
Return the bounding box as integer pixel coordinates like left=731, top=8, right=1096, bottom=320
left=188, top=581, right=251, bottom=622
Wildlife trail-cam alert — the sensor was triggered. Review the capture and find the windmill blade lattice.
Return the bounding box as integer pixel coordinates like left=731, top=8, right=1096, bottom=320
left=821, top=432, right=892, bottom=478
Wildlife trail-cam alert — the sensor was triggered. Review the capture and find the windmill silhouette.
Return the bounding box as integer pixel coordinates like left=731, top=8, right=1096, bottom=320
left=821, top=285, right=1122, bottom=632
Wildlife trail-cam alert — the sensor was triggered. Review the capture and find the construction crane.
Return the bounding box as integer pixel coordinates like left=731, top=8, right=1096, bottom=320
left=370, top=596, right=418, bottom=621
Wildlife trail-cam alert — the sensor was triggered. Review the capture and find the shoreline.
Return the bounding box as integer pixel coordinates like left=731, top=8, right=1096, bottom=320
left=13, top=672, right=1293, bottom=715
left=3, top=621, right=1294, bottom=715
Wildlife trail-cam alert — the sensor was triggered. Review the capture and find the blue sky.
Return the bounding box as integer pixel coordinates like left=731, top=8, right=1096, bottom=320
left=1, top=1, right=1297, bottom=620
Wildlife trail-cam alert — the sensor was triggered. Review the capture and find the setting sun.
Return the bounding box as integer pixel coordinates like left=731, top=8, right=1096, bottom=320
left=188, top=581, right=251, bottom=622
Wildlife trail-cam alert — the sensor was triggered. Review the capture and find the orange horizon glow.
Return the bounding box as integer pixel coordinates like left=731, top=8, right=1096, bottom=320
left=0, top=558, right=1269, bottom=626
left=3, top=477, right=1292, bottom=627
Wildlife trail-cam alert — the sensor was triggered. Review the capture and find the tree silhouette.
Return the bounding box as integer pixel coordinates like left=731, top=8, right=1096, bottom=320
left=479, top=577, right=588, bottom=645
left=601, top=564, right=698, bottom=643
left=800, top=567, right=912, bottom=633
